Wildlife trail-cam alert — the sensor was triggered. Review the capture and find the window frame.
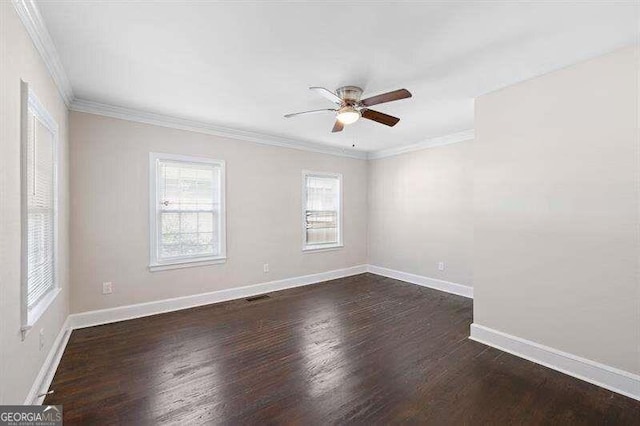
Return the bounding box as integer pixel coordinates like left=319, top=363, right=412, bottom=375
left=301, top=170, right=343, bottom=252
left=149, top=152, right=227, bottom=272
left=20, top=82, right=61, bottom=338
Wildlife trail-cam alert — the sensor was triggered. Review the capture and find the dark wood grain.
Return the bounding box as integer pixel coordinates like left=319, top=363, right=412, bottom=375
left=361, top=88, right=412, bottom=107
left=45, top=273, right=639, bottom=424
left=361, top=109, right=400, bottom=127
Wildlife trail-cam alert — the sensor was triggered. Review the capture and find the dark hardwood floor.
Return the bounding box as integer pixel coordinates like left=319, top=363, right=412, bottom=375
left=46, top=273, right=639, bottom=425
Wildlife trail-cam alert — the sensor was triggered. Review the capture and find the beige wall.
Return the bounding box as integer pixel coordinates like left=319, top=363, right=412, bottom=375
left=474, top=46, right=639, bottom=374
left=69, top=111, right=368, bottom=313
left=0, top=3, right=70, bottom=404
left=368, top=142, right=474, bottom=287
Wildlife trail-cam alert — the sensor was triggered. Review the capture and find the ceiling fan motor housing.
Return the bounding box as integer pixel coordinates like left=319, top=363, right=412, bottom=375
left=336, top=86, right=364, bottom=105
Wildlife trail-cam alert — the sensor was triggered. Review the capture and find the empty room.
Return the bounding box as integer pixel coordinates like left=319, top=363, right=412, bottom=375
left=1, top=0, right=639, bottom=424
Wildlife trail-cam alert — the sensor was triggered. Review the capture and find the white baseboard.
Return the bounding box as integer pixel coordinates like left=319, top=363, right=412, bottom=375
left=367, top=265, right=473, bottom=298
left=68, top=264, right=367, bottom=330
left=470, top=323, right=640, bottom=401
left=29, top=268, right=637, bottom=404
left=24, top=317, right=72, bottom=405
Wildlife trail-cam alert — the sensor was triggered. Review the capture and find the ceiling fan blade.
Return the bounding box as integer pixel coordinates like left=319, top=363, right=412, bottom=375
left=310, top=87, right=343, bottom=105
left=361, top=109, right=400, bottom=127
left=361, top=89, right=412, bottom=107
left=284, top=108, right=336, bottom=118
left=332, top=120, right=344, bottom=133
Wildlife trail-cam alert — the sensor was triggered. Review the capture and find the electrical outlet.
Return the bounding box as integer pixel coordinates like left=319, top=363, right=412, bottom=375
left=263, top=263, right=269, bottom=273
left=438, top=261, right=445, bottom=271
left=39, top=329, right=45, bottom=350
left=102, top=281, right=113, bottom=295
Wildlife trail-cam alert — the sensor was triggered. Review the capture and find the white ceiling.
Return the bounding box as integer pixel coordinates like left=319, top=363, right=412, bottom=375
left=38, top=1, right=638, bottom=153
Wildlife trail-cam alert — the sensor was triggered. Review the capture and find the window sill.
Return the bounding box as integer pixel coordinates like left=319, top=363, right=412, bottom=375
left=149, top=257, right=227, bottom=272
left=302, top=244, right=344, bottom=253
left=22, top=287, right=62, bottom=340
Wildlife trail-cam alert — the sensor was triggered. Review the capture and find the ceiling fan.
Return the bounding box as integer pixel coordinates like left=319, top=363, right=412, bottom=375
left=285, top=86, right=412, bottom=133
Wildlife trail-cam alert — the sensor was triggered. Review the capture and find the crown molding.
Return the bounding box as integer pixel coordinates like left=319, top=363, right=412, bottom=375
left=368, top=129, right=475, bottom=159
left=11, top=0, right=468, bottom=160
left=12, top=0, right=473, bottom=160
left=70, top=99, right=368, bottom=159
left=12, top=0, right=74, bottom=106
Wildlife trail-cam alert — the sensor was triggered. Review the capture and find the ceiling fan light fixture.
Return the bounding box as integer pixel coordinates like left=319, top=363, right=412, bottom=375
left=336, top=106, right=360, bottom=125
left=285, top=86, right=410, bottom=132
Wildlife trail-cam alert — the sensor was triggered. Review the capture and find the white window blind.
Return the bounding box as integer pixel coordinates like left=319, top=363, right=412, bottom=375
left=21, top=84, right=59, bottom=333
left=303, top=172, right=342, bottom=250
left=26, top=113, right=56, bottom=308
left=150, top=153, right=226, bottom=270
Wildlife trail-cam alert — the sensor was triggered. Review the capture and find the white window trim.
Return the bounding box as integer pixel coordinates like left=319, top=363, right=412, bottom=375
left=302, top=170, right=343, bottom=252
left=149, top=152, right=227, bottom=272
left=20, top=81, right=60, bottom=339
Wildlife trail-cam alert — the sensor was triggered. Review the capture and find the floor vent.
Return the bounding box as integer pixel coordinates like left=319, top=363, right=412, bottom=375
left=245, top=294, right=270, bottom=302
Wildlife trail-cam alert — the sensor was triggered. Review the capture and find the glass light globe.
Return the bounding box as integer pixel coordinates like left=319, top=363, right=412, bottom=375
left=336, top=106, right=361, bottom=124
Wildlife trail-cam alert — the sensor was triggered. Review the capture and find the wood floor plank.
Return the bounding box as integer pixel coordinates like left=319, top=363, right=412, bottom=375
left=45, top=273, right=639, bottom=424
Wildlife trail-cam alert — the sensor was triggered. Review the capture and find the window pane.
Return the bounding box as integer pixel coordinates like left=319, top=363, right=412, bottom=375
left=159, top=161, right=216, bottom=211
left=180, top=212, right=198, bottom=233
left=156, top=159, right=221, bottom=262
left=304, top=174, right=340, bottom=247
left=198, top=212, right=213, bottom=233
left=160, top=242, right=183, bottom=258
left=161, top=212, right=180, bottom=234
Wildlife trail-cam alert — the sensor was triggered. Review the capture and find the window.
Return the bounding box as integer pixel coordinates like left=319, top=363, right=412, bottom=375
left=302, top=171, right=342, bottom=251
left=21, top=82, right=60, bottom=335
left=149, top=153, right=226, bottom=271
